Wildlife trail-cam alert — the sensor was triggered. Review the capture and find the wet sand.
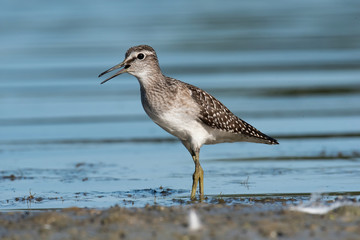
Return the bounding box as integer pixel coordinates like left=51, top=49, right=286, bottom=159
left=1, top=203, right=359, bottom=240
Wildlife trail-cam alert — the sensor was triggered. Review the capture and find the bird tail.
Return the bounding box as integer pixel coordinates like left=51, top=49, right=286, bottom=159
left=246, top=132, right=279, bottom=145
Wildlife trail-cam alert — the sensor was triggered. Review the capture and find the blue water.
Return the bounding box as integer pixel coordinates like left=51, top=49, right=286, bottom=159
left=1, top=0, right=360, bottom=209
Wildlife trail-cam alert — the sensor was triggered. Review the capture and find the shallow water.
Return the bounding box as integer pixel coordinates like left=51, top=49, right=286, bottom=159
left=1, top=0, right=360, bottom=209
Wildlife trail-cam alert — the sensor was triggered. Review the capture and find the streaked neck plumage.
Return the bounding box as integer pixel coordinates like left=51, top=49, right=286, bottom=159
left=130, top=63, right=165, bottom=90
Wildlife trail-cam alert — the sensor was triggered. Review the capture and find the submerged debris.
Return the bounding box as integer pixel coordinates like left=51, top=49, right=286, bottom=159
left=188, top=209, right=202, bottom=231
left=290, top=193, right=360, bottom=214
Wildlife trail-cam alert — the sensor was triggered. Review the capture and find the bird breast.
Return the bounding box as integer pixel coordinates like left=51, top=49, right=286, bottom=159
left=140, top=85, right=213, bottom=147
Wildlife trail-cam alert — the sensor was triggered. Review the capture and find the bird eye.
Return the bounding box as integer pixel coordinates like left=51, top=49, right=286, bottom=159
left=137, top=53, right=145, bottom=60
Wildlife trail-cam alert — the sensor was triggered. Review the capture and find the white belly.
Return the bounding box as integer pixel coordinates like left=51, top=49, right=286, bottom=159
left=143, top=103, right=214, bottom=148
left=146, top=106, right=254, bottom=149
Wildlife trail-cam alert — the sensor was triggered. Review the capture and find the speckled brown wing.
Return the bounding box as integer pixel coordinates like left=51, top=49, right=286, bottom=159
left=186, top=83, right=278, bottom=145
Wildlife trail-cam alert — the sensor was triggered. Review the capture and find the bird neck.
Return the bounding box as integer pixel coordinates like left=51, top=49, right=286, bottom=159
left=135, top=68, right=166, bottom=90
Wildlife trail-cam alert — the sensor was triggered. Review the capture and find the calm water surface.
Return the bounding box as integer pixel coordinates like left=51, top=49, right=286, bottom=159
left=1, top=0, right=360, bottom=209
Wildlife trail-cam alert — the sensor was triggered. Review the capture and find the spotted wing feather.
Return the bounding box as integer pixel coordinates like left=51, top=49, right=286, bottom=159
left=187, top=84, right=278, bottom=145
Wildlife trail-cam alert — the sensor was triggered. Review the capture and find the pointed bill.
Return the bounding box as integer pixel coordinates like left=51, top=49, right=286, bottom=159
left=98, top=61, right=127, bottom=84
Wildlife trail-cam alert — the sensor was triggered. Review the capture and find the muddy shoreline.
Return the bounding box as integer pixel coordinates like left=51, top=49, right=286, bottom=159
left=1, top=203, right=359, bottom=240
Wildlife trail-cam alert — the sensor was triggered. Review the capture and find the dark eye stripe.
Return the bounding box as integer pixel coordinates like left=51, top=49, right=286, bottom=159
left=126, top=56, right=137, bottom=64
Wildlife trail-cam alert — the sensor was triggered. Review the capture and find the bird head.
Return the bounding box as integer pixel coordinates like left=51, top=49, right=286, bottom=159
left=98, top=45, right=160, bottom=84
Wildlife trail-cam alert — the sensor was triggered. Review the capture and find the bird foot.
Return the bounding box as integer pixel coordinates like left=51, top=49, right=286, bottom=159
left=191, top=165, right=204, bottom=200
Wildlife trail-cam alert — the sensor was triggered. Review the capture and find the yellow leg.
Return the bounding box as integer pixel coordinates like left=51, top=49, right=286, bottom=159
left=190, top=152, right=204, bottom=200
left=198, top=165, right=204, bottom=199
left=190, top=169, right=198, bottom=200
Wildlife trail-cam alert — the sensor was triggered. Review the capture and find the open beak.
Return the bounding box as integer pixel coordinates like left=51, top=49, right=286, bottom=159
left=98, top=61, right=128, bottom=84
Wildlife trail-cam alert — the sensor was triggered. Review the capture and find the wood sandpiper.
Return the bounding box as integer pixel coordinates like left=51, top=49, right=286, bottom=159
left=99, top=45, right=278, bottom=200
